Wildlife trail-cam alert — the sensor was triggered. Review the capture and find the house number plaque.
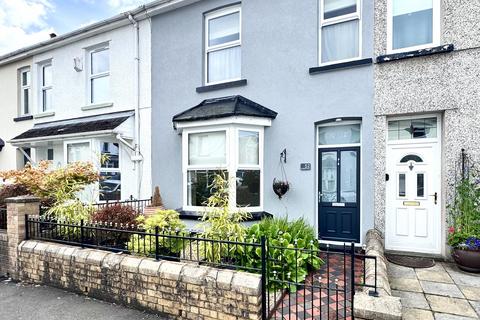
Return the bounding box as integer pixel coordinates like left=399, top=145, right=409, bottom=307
left=300, top=163, right=311, bottom=171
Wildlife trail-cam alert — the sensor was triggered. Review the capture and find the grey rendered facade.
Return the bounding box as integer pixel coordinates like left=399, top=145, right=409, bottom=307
left=373, top=0, right=480, bottom=256
left=151, top=0, right=375, bottom=243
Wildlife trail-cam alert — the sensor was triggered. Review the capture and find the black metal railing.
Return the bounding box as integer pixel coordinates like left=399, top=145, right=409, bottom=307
left=0, top=207, right=6, bottom=230
left=88, top=198, right=152, bottom=214
left=25, top=216, right=377, bottom=319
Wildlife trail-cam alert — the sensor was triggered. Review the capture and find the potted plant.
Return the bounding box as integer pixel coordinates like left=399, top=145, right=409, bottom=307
left=448, top=174, right=480, bottom=273
left=144, top=186, right=165, bottom=217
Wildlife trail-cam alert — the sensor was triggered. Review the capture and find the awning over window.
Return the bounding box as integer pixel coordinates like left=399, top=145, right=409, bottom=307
left=10, top=110, right=134, bottom=145
left=172, top=95, right=278, bottom=123
left=0, top=138, right=4, bottom=151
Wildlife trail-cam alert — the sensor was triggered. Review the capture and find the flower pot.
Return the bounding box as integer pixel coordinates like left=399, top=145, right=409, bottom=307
left=452, top=248, right=480, bottom=273
left=273, top=179, right=290, bottom=199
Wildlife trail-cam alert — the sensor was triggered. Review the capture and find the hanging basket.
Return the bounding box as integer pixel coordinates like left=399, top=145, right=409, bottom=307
left=273, top=178, right=290, bottom=199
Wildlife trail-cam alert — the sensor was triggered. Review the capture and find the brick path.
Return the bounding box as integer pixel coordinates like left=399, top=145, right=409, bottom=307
left=269, top=253, right=366, bottom=320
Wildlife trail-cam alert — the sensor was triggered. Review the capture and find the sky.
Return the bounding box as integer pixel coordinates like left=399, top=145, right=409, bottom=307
left=0, top=0, right=150, bottom=56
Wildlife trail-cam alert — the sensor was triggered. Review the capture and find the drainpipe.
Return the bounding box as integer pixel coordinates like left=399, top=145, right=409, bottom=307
left=127, top=13, right=142, bottom=200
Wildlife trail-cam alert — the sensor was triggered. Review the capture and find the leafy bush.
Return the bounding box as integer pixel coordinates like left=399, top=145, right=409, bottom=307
left=128, top=209, right=186, bottom=256
left=245, top=217, right=323, bottom=290
left=448, top=174, right=480, bottom=249
left=0, top=184, right=29, bottom=206
left=0, top=161, right=99, bottom=202
left=197, top=173, right=251, bottom=263
left=92, top=204, right=139, bottom=227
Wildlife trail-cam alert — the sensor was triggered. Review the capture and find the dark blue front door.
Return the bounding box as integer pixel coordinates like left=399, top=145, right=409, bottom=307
left=318, top=147, right=360, bottom=242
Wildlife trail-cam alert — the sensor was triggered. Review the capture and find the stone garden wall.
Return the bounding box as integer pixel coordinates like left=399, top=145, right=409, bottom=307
left=17, top=240, right=262, bottom=320
left=0, top=231, right=7, bottom=277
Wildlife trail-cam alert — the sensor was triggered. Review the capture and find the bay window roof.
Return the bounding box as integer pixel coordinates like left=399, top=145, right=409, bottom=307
left=10, top=110, right=134, bottom=144
left=172, top=95, right=278, bottom=123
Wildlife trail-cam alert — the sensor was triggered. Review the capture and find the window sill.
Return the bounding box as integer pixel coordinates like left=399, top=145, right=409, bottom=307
left=196, top=79, right=247, bottom=93
left=309, top=58, right=373, bottom=75
left=34, top=111, right=55, bottom=119
left=177, top=209, right=272, bottom=221
left=376, top=44, right=454, bottom=64
left=82, top=102, right=113, bottom=111
left=14, top=115, right=33, bottom=122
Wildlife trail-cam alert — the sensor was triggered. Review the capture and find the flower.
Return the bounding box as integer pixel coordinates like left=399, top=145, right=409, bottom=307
left=465, top=237, right=480, bottom=250
left=449, top=226, right=455, bottom=234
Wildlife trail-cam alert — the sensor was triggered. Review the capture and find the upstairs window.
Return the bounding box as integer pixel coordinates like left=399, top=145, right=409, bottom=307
left=19, top=68, right=31, bottom=115
left=89, top=46, right=110, bottom=104
left=205, top=6, right=241, bottom=84
left=388, top=0, right=439, bottom=52
left=40, top=63, right=52, bottom=112
left=320, top=0, right=361, bottom=64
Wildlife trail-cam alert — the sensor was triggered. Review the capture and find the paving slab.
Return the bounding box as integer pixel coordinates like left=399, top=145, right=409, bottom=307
left=460, top=286, right=480, bottom=301
left=392, top=290, right=430, bottom=309
left=387, top=263, right=417, bottom=279
left=426, top=295, right=478, bottom=318
left=390, top=278, right=423, bottom=292
left=420, top=281, right=464, bottom=298
left=416, top=266, right=454, bottom=284
left=443, top=264, right=480, bottom=288
left=470, top=300, right=480, bottom=317
left=434, top=313, right=478, bottom=320
left=403, top=308, right=434, bottom=320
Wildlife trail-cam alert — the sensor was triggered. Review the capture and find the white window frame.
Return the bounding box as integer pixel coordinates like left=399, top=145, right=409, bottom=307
left=182, top=124, right=264, bottom=212
left=387, top=0, right=440, bottom=54
left=319, top=0, right=362, bottom=65
left=19, top=67, right=31, bottom=115
left=204, top=5, right=242, bottom=85
left=99, top=140, right=122, bottom=202
left=64, top=139, right=92, bottom=164
left=39, top=62, right=53, bottom=112
left=88, top=45, right=110, bottom=105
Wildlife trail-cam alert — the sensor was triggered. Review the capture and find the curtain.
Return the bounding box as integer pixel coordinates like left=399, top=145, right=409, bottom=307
left=189, top=131, right=226, bottom=166
left=238, top=131, right=259, bottom=166
left=321, top=19, right=359, bottom=63
left=393, top=9, right=433, bottom=49
left=207, top=46, right=241, bottom=83
left=67, top=142, right=90, bottom=163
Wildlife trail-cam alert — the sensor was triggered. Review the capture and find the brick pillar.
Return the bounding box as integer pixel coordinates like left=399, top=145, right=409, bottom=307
left=5, top=196, right=40, bottom=279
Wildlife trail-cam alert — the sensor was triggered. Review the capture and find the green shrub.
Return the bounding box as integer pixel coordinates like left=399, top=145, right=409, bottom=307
left=196, top=173, right=251, bottom=263
left=245, top=217, right=323, bottom=290
left=128, top=209, right=186, bottom=256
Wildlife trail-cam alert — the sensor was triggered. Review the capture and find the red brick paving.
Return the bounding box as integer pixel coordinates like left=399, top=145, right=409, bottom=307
left=269, top=252, right=365, bottom=320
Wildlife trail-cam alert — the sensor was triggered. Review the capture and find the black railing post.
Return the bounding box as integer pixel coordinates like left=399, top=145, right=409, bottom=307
left=25, top=214, right=29, bottom=240
left=260, top=236, right=267, bottom=320
left=155, top=226, right=160, bottom=261
left=351, top=242, right=355, bottom=320
left=80, top=219, right=85, bottom=249
left=461, top=148, right=466, bottom=180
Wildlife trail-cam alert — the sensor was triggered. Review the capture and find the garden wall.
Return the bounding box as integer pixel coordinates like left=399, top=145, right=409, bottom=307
left=0, top=231, right=7, bottom=277
left=17, top=240, right=262, bottom=320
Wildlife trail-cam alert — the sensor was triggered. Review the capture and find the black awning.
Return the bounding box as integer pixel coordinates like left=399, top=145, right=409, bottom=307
left=173, top=95, right=278, bottom=123
left=0, top=138, right=4, bottom=151
left=11, top=111, right=133, bottom=141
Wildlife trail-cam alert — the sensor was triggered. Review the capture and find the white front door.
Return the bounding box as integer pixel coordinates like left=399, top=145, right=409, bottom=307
left=385, top=116, right=442, bottom=254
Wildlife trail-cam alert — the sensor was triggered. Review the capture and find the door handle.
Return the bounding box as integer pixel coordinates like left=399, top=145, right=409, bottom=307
left=429, top=192, right=438, bottom=205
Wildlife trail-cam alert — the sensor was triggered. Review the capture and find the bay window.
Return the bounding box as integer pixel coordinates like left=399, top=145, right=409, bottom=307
left=99, top=142, right=121, bottom=201
left=205, top=6, right=241, bottom=84
left=388, top=0, right=439, bottom=52
left=320, top=0, right=361, bottom=64
left=184, top=127, right=263, bottom=211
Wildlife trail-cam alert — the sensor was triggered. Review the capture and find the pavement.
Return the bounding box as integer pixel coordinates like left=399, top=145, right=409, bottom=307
left=388, top=261, right=480, bottom=320
left=0, top=280, right=165, bottom=320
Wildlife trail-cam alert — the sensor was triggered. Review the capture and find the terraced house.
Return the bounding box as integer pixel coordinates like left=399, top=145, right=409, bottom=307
left=373, top=0, right=480, bottom=257
left=0, top=9, right=153, bottom=202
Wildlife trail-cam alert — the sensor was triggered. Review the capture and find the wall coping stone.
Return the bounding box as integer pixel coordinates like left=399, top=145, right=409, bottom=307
left=138, top=258, right=162, bottom=276
left=4, top=196, right=41, bottom=203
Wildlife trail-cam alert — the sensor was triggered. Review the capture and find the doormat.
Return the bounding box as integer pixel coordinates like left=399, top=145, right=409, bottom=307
left=386, top=254, right=435, bottom=268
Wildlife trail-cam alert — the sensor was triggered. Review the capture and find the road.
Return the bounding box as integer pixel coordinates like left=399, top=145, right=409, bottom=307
left=0, top=280, right=165, bottom=320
